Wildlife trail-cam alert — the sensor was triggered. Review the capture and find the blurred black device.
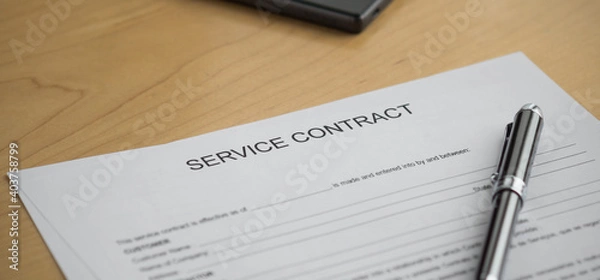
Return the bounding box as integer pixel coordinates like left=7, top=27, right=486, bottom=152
left=229, top=0, right=393, bottom=33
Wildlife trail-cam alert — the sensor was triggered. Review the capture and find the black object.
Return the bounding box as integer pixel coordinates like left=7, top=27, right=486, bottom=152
left=229, top=0, right=393, bottom=33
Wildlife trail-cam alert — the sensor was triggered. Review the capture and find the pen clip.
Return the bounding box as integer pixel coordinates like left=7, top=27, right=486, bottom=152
left=491, top=122, right=513, bottom=185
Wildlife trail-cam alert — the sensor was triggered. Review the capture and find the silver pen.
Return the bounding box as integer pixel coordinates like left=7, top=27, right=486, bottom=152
left=478, top=104, right=544, bottom=280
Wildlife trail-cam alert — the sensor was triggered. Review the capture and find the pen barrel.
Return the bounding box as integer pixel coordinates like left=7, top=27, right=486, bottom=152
left=479, top=104, right=544, bottom=280
left=478, top=190, right=523, bottom=280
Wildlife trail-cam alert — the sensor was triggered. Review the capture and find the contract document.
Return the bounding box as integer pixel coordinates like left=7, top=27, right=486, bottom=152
left=19, top=53, right=600, bottom=280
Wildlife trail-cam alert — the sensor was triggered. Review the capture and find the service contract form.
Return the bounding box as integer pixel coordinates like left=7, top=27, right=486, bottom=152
left=19, top=53, right=600, bottom=280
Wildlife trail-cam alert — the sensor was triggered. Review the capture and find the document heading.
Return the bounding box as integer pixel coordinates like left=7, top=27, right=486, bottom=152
left=185, top=103, right=413, bottom=171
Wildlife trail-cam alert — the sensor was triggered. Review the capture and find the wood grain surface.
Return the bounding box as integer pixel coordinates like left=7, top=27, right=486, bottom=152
left=1, top=0, right=599, bottom=279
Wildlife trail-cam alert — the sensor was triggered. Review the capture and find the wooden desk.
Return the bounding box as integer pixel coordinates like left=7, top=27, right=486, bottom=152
left=1, top=0, right=598, bottom=278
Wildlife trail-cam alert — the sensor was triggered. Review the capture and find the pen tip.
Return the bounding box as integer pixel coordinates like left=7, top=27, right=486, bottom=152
left=521, top=103, right=543, bottom=117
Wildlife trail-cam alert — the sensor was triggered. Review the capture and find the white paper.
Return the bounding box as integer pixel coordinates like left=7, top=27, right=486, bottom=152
left=20, top=53, right=600, bottom=280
